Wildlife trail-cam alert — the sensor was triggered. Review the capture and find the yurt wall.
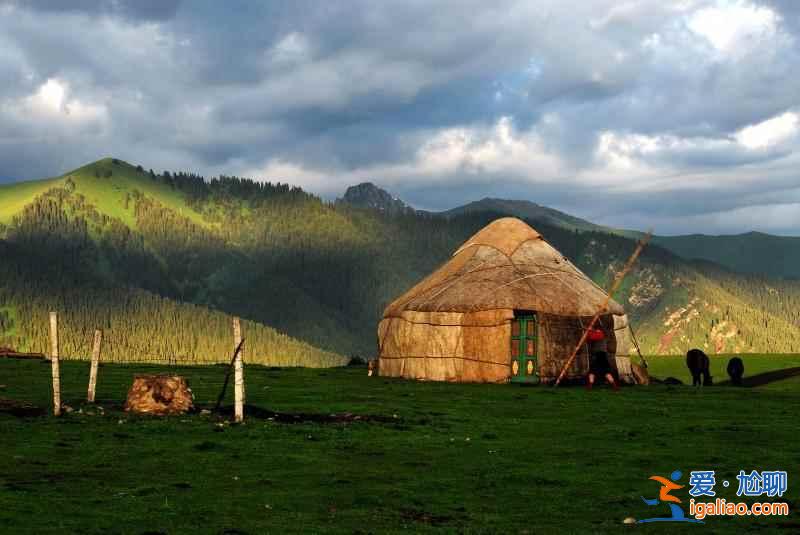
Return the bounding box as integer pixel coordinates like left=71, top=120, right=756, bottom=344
left=537, top=314, right=588, bottom=382
left=378, top=309, right=513, bottom=383
left=536, top=313, right=618, bottom=382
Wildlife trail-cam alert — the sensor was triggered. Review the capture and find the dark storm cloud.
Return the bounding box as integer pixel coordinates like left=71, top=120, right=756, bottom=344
left=0, top=0, right=798, bottom=235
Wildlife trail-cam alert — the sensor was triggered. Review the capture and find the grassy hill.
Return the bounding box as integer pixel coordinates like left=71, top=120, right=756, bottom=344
left=2, top=158, right=800, bottom=359
left=0, top=159, right=347, bottom=367
left=57, top=157, right=208, bottom=227
left=0, top=240, right=345, bottom=367
left=0, top=175, right=64, bottom=225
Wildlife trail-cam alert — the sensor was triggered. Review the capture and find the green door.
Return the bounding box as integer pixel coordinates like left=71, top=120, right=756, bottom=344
left=510, top=314, right=539, bottom=383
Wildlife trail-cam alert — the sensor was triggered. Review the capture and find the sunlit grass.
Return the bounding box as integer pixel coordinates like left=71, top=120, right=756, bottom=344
left=67, top=158, right=210, bottom=228
left=644, top=353, right=800, bottom=386
left=0, top=177, right=64, bottom=224
left=0, top=158, right=210, bottom=229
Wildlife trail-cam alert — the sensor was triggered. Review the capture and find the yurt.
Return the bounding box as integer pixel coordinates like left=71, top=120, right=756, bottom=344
left=377, top=217, right=627, bottom=384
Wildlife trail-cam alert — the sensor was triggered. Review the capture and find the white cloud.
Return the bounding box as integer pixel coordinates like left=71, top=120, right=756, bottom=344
left=249, top=159, right=330, bottom=192
left=735, top=111, right=799, bottom=149
left=244, top=106, right=800, bottom=203
left=30, top=78, right=65, bottom=112
left=591, top=130, right=727, bottom=185
left=687, top=1, right=780, bottom=53
left=267, top=32, right=313, bottom=67
left=417, top=117, right=565, bottom=177
left=591, top=111, right=800, bottom=178
left=242, top=116, right=565, bottom=194
left=11, top=78, right=107, bottom=123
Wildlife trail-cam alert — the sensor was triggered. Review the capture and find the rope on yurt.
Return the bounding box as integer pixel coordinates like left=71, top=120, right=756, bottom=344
left=410, top=259, right=492, bottom=310
left=470, top=271, right=563, bottom=309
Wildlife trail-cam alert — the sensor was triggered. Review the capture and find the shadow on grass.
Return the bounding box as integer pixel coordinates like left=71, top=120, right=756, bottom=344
left=0, top=397, right=45, bottom=417
left=211, top=403, right=399, bottom=424
left=716, top=366, right=800, bottom=387
left=2, top=396, right=401, bottom=425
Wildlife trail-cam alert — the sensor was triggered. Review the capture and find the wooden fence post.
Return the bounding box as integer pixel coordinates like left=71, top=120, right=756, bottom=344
left=233, top=317, right=244, bottom=423
left=49, top=311, right=61, bottom=416
left=87, top=329, right=102, bottom=402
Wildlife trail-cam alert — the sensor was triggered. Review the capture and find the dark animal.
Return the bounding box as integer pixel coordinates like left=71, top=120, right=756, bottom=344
left=686, top=349, right=712, bottom=386
left=727, top=357, right=744, bottom=386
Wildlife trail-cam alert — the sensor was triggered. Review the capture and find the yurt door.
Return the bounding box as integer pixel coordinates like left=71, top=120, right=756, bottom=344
left=511, top=314, right=539, bottom=383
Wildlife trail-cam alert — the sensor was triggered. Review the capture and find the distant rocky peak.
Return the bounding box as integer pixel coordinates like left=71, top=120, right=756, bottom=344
left=338, top=182, right=412, bottom=214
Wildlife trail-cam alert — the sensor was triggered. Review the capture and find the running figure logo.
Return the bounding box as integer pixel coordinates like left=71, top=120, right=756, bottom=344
left=639, top=470, right=703, bottom=524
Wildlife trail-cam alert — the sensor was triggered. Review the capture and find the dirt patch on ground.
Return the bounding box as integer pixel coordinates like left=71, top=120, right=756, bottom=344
left=214, top=404, right=398, bottom=424
left=399, top=508, right=454, bottom=526
left=0, top=398, right=45, bottom=417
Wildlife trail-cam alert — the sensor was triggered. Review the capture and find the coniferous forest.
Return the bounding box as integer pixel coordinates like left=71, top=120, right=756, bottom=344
left=2, top=157, right=800, bottom=364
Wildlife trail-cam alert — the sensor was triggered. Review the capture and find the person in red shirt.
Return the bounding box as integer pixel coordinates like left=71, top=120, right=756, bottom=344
left=585, top=328, right=619, bottom=391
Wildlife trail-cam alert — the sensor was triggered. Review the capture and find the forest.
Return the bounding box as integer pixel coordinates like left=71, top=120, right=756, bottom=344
left=2, top=157, right=800, bottom=361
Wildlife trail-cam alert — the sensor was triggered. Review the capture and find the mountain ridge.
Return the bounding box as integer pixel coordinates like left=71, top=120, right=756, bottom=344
left=2, top=158, right=800, bottom=358
left=336, top=182, right=800, bottom=279
left=441, top=197, right=609, bottom=234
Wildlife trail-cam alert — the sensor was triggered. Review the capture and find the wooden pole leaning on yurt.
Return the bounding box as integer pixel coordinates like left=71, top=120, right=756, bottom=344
left=554, top=232, right=651, bottom=387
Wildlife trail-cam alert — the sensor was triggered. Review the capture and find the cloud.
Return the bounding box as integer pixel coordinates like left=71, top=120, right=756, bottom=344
left=10, top=0, right=181, bottom=21
left=15, top=78, right=107, bottom=122
left=735, top=111, right=799, bottom=149
left=688, top=1, right=780, bottom=52
left=0, top=0, right=798, bottom=235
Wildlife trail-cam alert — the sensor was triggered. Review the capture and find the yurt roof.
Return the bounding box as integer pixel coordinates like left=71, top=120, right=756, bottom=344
left=384, top=217, right=625, bottom=318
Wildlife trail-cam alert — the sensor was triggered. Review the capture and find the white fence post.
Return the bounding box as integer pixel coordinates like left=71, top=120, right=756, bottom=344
left=49, top=311, right=61, bottom=416
left=233, top=317, right=244, bottom=423
left=87, top=329, right=102, bottom=402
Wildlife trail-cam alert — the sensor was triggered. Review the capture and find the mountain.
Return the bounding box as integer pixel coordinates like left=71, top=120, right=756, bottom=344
left=442, top=197, right=612, bottom=234
left=650, top=232, right=800, bottom=280
left=2, top=157, right=800, bottom=359
left=0, top=158, right=346, bottom=366
left=337, top=182, right=414, bottom=215
left=441, top=198, right=800, bottom=280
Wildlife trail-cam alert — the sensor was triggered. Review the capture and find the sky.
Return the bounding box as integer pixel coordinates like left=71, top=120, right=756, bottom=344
left=1, top=0, right=799, bottom=236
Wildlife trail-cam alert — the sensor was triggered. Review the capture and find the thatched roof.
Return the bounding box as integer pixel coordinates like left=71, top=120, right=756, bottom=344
left=384, top=217, right=624, bottom=318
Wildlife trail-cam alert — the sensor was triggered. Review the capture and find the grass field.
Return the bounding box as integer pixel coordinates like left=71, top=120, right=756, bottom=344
left=1, top=355, right=798, bottom=534
left=66, top=159, right=210, bottom=229
left=0, top=176, right=65, bottom=225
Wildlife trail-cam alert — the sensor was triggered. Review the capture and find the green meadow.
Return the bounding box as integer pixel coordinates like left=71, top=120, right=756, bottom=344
left=1, top=355, right=798, bottom=534
left=0, top=176, right=64, bottom=225
left=63, top=159, right=210, bottom=228
left=0, top=158, right=208, bottom=229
